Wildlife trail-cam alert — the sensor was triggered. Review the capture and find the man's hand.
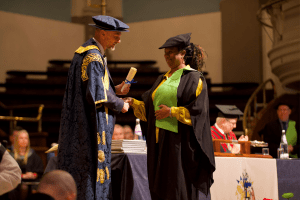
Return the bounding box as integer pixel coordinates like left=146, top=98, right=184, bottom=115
left=122, top=97, right=133, bottom=106
left=155, top=105, right=170, bottom=120
left=238, top=135, right=248, bottom=141
left=122, top=102, right=129, bottom=113
left=115, top=81, right=131, bottom=95
left=232, top=135, right=248, bottom=154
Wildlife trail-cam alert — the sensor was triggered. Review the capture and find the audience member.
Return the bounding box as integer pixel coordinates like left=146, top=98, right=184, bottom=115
left=7, top=126, right=23, bottom=152
left=123, top=125, right=138, bottom=140
left=211, top=105, right=248, bottom=154
left=259, top=102, right=299, bottom=158
left=112, top=124, right=125, bottom=140
left=10, top=130, right=43, bottom=180
left=0, top=142, right=21, bottom=196
left=27, top=170, right=77, bottom=200
left=44, top=144, right=58, bottom=174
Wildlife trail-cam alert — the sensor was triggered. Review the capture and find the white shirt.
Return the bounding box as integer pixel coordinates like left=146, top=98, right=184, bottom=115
left=0, top=146, right=22, bottom=195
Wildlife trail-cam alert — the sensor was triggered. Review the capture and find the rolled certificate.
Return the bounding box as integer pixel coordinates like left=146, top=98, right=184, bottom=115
left=121, top=67, right=137, bottom=93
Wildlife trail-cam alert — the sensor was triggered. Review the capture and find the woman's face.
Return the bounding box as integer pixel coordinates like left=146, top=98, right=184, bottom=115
left=18, top=132, right=29, bottom=148
left=164, top=47, right=183, bottom=69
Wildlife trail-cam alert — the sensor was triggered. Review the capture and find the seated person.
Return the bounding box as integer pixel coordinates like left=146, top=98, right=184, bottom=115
left=44, top=144, right=58, bottom=174
left=27, top=170, right=77, bottom=200
left=7, top=126, right=23, bottom=152
left=259, top=102, right=299, bottom=158
left=112, top=124, right=125, bottom=140
left=211, top=105, right=248, bottom=154
left=123, top=125, right=138, bottom=140
left=10, top=129, right=44, bottom=180
left=0, top=142, right=22, bottom=196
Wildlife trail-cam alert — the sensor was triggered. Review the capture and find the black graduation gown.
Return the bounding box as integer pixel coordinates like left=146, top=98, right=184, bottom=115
left=141, top=70, right=215, bottom=200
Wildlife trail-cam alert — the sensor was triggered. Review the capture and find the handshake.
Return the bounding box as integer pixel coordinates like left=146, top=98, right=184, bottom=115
left=115, top=81, right=133, bottom=114
left=121, top=97, right=133, bottom=113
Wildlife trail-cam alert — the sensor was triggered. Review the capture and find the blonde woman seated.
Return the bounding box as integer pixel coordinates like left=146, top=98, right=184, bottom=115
left=10, top=129, right=43, bottom=180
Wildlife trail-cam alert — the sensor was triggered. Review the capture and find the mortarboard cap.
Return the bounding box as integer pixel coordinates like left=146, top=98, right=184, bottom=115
left=89, top=15, right=129, bottom=32
left=216, top=104, right=244, bottom=119
left=159, top=33, right=191, bottom=49
left=45, top=144, right=58, bottom=153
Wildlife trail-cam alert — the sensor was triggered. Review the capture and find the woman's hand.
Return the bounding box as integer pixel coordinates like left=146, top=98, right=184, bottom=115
left=155, top=105, right=170, bottom=120
left=115, top=81, right=131, bottom=95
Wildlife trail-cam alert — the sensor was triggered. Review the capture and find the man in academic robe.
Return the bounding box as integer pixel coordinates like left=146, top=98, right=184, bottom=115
left=211, top=105, right=248, bottom=153
left=57, top=15, right=130, bottom=200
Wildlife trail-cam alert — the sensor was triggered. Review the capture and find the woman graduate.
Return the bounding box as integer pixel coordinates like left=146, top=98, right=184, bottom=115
left=125, top=33, right=215, bottom=200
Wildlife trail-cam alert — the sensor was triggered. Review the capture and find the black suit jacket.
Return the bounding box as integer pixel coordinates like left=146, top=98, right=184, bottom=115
left=259, top=119, right=299, bottom=158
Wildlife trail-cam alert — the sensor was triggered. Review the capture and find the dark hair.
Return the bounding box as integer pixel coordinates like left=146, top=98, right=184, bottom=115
left=182, top=43, right=207, bottom=71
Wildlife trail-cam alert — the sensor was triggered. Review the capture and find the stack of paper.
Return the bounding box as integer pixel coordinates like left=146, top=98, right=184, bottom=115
left=111, top=139, right=147, bottom=154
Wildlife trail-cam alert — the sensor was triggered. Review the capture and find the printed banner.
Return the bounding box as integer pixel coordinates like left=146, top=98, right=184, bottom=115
left=211, top=157, right=278, bottom=200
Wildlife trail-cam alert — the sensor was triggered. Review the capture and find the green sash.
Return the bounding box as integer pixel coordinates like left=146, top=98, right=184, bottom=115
left=286, top=120, right=298, bottom=158
left=153, top=67, right=187, bottom=133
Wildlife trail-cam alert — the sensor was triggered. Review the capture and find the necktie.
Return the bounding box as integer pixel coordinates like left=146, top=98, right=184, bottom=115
left=282, top=121, right=287, bottom=132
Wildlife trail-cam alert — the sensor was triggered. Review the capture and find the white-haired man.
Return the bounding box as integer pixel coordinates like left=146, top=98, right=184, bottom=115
left=57, top=15, right=130, bottom=199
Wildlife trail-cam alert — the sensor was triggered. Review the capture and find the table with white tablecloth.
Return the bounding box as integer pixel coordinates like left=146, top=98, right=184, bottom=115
left=111, top=153, right=300, bottom=200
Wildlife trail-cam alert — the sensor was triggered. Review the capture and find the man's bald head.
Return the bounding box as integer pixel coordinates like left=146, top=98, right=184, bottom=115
left=38, top=170, right=77, bottom=200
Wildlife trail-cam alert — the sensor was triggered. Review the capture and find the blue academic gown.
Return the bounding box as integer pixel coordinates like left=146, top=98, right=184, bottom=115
left=57, top=38, right=124, bottom=200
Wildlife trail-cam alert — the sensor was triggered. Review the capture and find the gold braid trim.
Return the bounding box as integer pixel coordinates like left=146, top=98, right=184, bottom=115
left=98, top=150, right=105, bottom=163
left=75, top=45, right=99, bottom=54
left=105, top=107, right=109, bottom=125
left=95, top=99, right=107, bottom=104
left=156, top=127, right=159, bottom=143
left=97, top=168, right=105, bottom=184
left=95, top=76, right=108, bottom=106
left=102, top=131, right=106, bottom=145
left=196, top=78, right=203, bottom=97
left=105, top=167, right=109, bottom=180
left=97, top=132, right=101, bottom=145
left=81, top=53, right=103, bottom=82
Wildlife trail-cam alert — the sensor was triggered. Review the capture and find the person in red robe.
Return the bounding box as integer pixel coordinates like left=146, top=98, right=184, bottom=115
left=211, top=105, right=248, bottom=153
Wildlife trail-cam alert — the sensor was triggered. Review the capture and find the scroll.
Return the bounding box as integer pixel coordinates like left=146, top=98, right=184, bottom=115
left=121, top=67, right=137, bottom=93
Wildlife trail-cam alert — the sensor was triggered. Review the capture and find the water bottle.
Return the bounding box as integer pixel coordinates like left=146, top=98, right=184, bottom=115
left=134, top=118, right=143, bottom=140
left=279, top=130, right=289, bottom=159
